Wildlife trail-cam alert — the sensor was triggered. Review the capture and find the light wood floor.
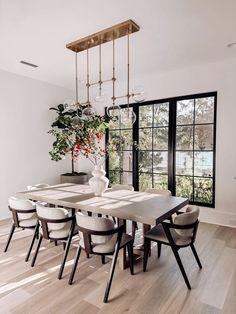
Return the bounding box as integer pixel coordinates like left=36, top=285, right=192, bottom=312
left=0, top=219, right=236, bottom=314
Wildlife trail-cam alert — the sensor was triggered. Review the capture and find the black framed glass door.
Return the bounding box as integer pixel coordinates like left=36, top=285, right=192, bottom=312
left=106, top=92, right=217, bottom=207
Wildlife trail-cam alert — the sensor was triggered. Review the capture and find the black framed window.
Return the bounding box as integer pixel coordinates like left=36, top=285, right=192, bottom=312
left=106, top=92, right=217, bottom=207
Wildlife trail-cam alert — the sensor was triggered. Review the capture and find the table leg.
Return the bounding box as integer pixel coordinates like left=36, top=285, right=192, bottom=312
left=117, top=218, right=128, bottom=270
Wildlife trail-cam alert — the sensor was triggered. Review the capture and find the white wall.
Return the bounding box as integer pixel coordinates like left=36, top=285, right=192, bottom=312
left=85, top=57, right=236, bottom=227
left=0, top=70, right=73, bottom=220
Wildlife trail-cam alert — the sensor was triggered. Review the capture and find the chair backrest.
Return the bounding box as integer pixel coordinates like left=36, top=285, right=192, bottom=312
left=145, top=188, right=172, bottom=196
left=36, top=203, right=69, bottom=231
left=76, top=212, right=115, bottom=245
left=174, top=206, right=200, bottom=237
left=8, top=197, right=36, bottom=221
left=112, top=184, right=134, bottom=191
left=27, top=183, right=50, bottom=190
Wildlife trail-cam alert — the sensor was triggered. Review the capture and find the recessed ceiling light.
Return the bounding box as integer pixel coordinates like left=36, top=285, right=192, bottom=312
left=20, top=60, right=39, bottom=68
left=227, top=42, right=236, bottom=48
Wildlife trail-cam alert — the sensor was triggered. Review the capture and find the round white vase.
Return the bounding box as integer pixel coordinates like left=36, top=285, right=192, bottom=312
left=89, top=165, right=109, bottom=196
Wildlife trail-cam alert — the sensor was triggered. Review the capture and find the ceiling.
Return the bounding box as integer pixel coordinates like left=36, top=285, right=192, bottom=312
left=0, top=0, right=236, bottom=90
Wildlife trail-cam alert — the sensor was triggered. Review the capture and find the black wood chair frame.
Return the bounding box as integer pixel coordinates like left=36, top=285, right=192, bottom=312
left=143, top=217, right=202, bottom=290
left=4, top=206, right=38, bottom=262
left=68, top=224, right=134, bottom=303
left=31, top=214, right=77, bottom=280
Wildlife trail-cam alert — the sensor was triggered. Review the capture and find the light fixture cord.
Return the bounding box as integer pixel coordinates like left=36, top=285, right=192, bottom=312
left=99, top=43, right=102, bottom=97
left=86, top=45, right=90, bottom=106
left=127, top=27, right=130, bottom=113
left=75, top=52, right=79, bottom=113
left=112, top=36, right=115, bottom=107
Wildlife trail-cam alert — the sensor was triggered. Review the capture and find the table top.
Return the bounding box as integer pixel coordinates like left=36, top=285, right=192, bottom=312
left=17, top=183, right=188, bottom=225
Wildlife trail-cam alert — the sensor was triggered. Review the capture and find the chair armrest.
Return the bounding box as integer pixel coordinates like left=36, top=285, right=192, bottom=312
left=37, top=215, right=75, bottom=224
left=9, top=206, right=36, bottom=214
left=78, top=225, right=124, bottom=236
left=162, top=220, right=199, bottom=230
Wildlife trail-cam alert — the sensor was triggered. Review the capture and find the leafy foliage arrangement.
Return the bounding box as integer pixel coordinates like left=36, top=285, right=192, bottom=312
left=48, top=104, right=110, bottom=174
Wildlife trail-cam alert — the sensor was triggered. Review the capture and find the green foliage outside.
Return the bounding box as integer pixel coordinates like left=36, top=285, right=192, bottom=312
left=108, top=98, right=214, bottom=204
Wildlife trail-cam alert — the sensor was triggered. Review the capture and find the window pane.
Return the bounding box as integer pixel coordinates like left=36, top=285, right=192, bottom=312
left=109, top=130, right=120, bottom=141
left=153, top=174, right=168, bottom=190
left=176, top=99, right=194, bottom=125
left=109, top=110, right=120, bottom=129
left=121, top=172, right=132, bottom=185
left=120, top=129, right=132, bottom=150
left=153, top=127, right=168, bottom=150
left=139, top=173, right=152, bottom=191
left=139, top=105, right=153, bottom=127
left=194, top=152, right=213, bottom=177
left=120, top=108, right=134, bottom=129
left=153, top=103, right=169, bottom=127
left=109, top=151, right=120, bottom=171
left=176, top=176, right=193, bottom=200
left=120, top=151, right=132, bottom=171
left=176, top=152, right=193, bottom=175
left=109, top=171, right=120, bottom=185
left=153, top=151, right=168, bottom=174
left=139, top=151, right=152, bottom=173
left=194, top=125, right=214, bottom=150
left=139, top=128, right=152, bottom=150
left=176, top=126, right=193, bottom=150
left=195, top=97, right=214, bottom=124
left=194, top=178, right=213, bottom=203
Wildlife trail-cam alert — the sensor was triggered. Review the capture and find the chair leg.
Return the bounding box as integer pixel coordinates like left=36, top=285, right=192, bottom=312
left=31, top=235, right=43, bottom=267
left=127, top=241, right=134, bottom=275
left=55, top=240, right=58, bottom=246
left=4, top=224, right=15, bottom=252
left=58, top=223, right=75, bottom=279
left=132, top=221, right=138, bottom=239
left=62, top=242, right=66, bottom=250
left=171, top=247, right=191, bottom=289
left=157, top=242, right=162, bottom=258
left=143, top=238, right=150, bottom=272
left=101, top=255, right=106, bottom=264
left=25, top=224, right=39, bottom=262
left=68, top=246, right=82, bottom=285
left=103, top=242, right=120, bottom=303
left=190, top=244, right=202, bottom=269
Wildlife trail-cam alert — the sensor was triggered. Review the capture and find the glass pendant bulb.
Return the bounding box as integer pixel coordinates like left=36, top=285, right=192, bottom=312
left=132, top=85, right=146, bottom=103
left=63, top=99, right=76, bottom=111
left=106, top=104, right=121, bottom=122
left=121, top=107, right=136, bottom=126
left=82, top=105, right=97, bottom=119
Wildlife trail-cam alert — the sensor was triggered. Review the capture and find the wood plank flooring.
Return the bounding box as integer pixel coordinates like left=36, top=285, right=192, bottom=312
left=0, top=219, right=236, bottom=314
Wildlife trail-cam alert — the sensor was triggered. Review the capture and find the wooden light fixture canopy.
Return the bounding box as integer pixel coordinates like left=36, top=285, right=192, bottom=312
left=66, top=19, right=140, bottom=52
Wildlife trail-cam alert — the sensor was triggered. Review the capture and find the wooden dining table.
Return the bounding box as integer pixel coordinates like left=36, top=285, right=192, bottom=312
left=17, top=183, right=188, bottom=268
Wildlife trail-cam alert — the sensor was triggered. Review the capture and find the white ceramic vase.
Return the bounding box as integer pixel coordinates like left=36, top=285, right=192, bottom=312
left=89, top=165, right=109, bottom=196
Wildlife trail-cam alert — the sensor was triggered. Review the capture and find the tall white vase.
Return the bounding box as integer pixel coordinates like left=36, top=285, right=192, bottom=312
left=89, top=165, right=109, bottom=196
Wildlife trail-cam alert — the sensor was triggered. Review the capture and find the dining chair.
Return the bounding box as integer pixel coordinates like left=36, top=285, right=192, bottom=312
left=145, top=188, right=172, bottom=196
left=31, top=203, right=77, bottom=279
left=4, top=197, right=38, bottom=262
left=27, top=183, right=50, bottom=190
left=68, top=212, right=134, bottom=303
left=143, top=206, right=202, bottom=289
left=111, top=184, right=138, bottom=238
left=112, top=184, right=134, bottom=191
left=145, top=188, right=173, bottom=223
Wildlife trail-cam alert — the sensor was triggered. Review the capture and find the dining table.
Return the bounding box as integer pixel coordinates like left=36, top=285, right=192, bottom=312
left=17, top=183, right=188, bottom=268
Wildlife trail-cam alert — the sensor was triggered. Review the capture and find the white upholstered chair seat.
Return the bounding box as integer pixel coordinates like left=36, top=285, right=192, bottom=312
left=112, top=184, right=134, bottom=191
left=79, top=232, right=132, bottom=254
left=9, top=197, right=36, bottom=220
left=19, top=216, right=37, bottom=228
left=49, top=223, right=72, bottom=239
left=145, top=224, right=192, bottom=246
left=145, top=188, right=171, bottom=196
